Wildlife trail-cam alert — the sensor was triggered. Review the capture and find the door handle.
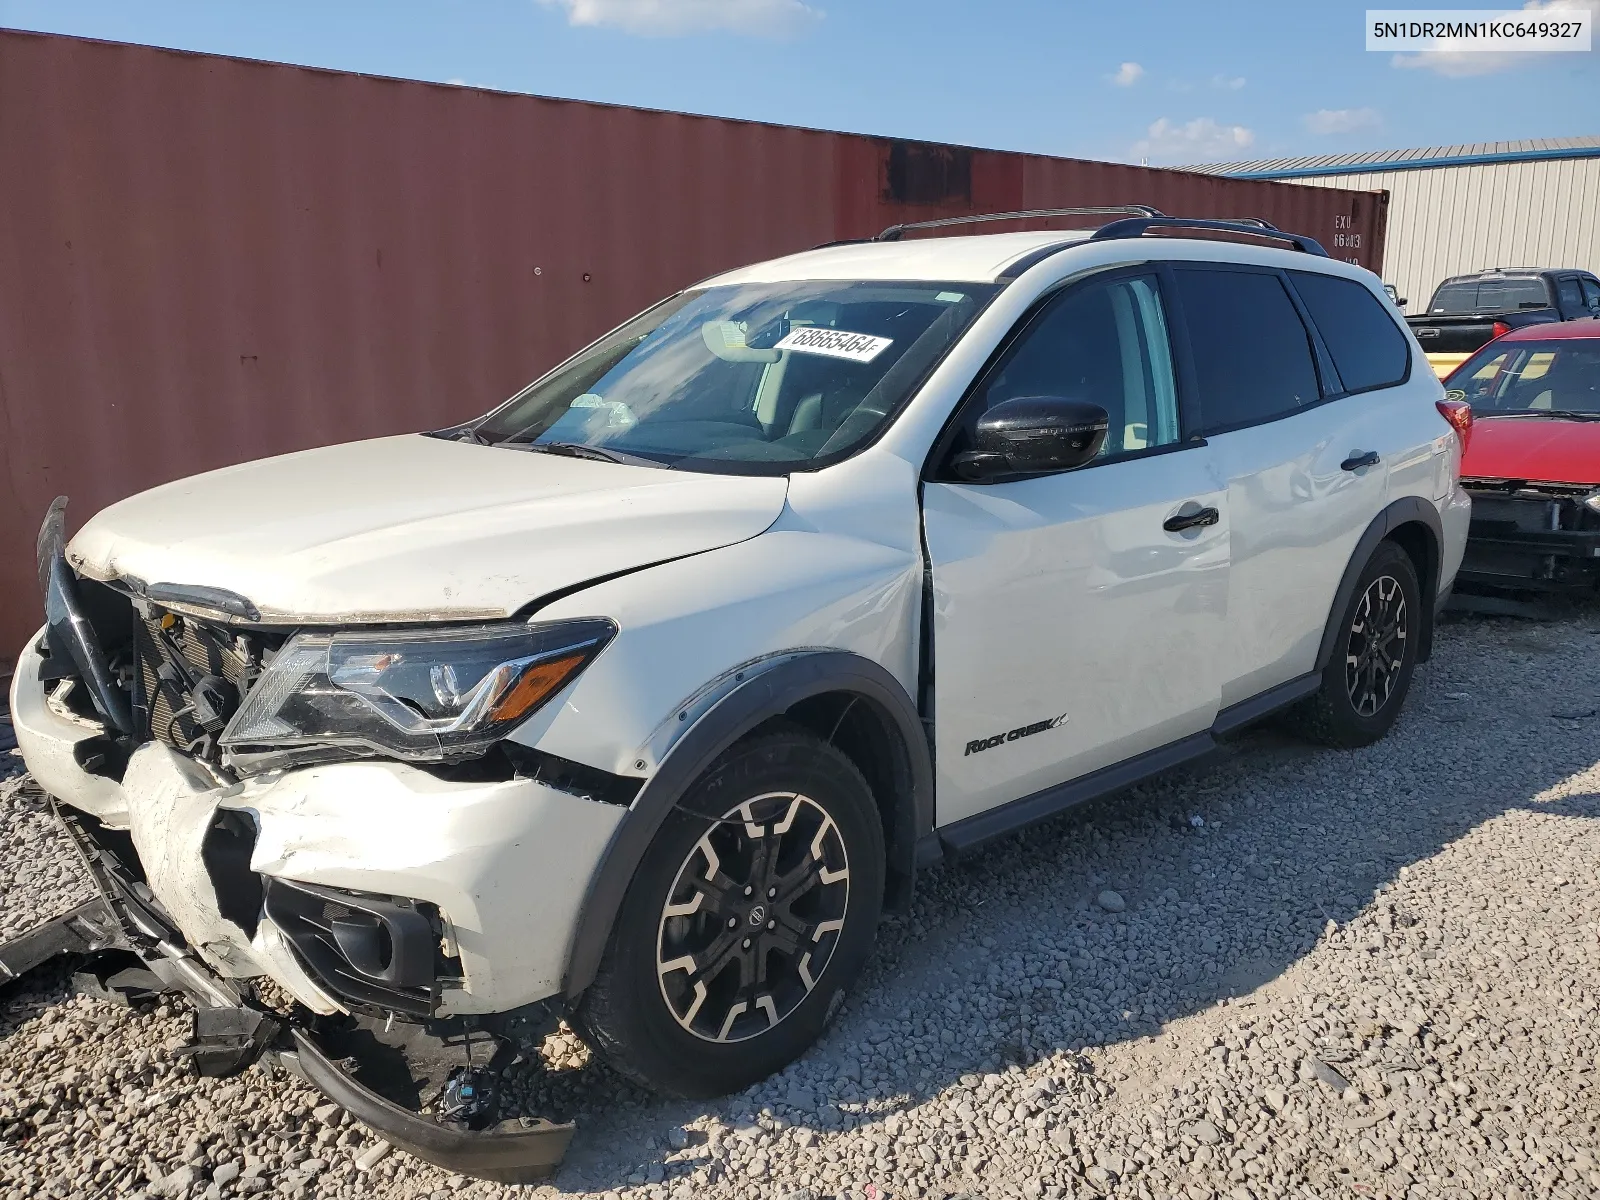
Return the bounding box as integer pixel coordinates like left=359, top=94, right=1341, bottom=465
left=1341, top=450, right=1381, bottom=472
left=1163, top=506, right=1220, bottom=533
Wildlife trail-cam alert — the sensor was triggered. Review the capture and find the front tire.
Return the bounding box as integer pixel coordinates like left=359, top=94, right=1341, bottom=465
left=572, top=725, right=884, bottom=1098
left=1285, top=539, right=1421, bottom=748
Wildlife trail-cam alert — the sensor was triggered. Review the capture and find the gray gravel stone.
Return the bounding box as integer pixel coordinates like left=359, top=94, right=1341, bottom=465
left=0, top=769, right=95, bottom=941
left=1305, top=1056, right=1351, bottom=1092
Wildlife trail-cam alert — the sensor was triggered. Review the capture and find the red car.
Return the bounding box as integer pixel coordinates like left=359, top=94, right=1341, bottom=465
left=1444, top=319, right=1600, bottom=592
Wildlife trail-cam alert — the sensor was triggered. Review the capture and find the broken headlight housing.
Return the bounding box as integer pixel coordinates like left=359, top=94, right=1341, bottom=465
left=219, top=618, right=614, bottom=771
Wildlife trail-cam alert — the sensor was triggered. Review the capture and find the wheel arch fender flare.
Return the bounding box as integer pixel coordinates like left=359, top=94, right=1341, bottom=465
left=561, top=650, right=933, bottom=999
left=1316, top=495, right=1444, bottom=673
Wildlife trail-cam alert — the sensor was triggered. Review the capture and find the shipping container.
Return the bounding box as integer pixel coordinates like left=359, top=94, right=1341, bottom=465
left=0, top=28, right=1388, bottom=667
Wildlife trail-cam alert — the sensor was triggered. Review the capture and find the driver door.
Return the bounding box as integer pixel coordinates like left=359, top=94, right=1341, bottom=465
left=923, top=269, right=1230, bottom=827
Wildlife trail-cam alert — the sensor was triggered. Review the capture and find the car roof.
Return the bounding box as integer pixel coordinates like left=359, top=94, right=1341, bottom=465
left=699, top=228, right=1367, bottom=288
left=1498, top=318, right=1600, bottom=342
left=700, top=231, right=1093, bottom=286
left=1441, top=267, right=1593, bottom=282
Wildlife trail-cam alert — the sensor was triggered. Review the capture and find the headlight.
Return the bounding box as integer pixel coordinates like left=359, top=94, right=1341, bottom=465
left=1585, top=490, right=1600, bottom=515
left=220, top=618, right=614, bottom=769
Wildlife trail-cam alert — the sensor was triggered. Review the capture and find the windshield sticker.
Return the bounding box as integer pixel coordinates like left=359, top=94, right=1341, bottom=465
left=774, top=327, right=894, bottom=363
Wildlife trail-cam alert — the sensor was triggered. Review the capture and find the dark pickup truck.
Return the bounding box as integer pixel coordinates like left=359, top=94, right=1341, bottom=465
left=1407, top=267, right=1600, bottom=378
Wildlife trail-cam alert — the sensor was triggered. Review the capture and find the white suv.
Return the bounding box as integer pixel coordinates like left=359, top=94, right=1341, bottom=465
left=12, top=210, right=1470, bottom=1176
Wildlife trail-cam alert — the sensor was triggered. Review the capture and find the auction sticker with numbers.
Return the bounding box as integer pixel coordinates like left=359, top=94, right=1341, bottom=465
left=774, top=326, right=894, bottom=362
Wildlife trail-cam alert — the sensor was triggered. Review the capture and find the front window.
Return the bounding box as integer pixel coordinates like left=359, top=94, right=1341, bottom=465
left=1446, top=340, right=1600, bottom=416
left=470, top=280, right=997, bottom=473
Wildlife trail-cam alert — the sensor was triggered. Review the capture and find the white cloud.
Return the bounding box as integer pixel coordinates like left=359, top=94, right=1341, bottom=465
left=446, top=77, right=469, bottom=85
left=536, top=0, right=823, bottom=37
left=1304, top=106, right=1383, bottom=135
left=1211, top=73, right=1246, bottom=90
left=1131, top=116, right=1255, bottom=164
left=1391, top=0, right=1598, bottom=76
left=1111, top=61, right=1145, bottom=86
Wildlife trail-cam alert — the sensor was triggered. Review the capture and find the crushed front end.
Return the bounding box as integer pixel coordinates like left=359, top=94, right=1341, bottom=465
left=8, top=501, right=632, bottom=1181
left=1457, top=476, right=1600, bottom=593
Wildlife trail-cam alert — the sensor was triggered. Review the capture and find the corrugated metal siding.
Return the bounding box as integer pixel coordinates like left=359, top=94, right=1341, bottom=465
left=1188, top=135, right=1600, bottom=178
left=1281, top=159, right=1600, bottom=314
left=0, top=29, right=1386, bottom=665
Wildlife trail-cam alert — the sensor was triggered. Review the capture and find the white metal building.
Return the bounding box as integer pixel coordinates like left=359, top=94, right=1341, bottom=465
left=1187, top=136, right=1600, bottom=313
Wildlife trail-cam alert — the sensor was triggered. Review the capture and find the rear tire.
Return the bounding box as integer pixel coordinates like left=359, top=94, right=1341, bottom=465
left=572, top=725, right=884, bottom=1099
left=1285, top=540, right=1421, bottom=749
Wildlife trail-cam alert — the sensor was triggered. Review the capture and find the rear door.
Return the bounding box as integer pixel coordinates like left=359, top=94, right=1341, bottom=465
left=1168, top=265, right=1408, bottom=707
left=923, top=268, right=1229, bottom=826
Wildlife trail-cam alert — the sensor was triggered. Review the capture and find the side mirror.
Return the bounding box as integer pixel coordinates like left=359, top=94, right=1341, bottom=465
left=950, top=395, right=1110, bottom=481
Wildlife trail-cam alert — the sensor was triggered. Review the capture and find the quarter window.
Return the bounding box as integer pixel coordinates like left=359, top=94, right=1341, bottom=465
left=958, top=274, right=1181, bottom=462
left=1290, top=270, right=1410, bottom=392
left=1173, top=269, right=1321, bottom=433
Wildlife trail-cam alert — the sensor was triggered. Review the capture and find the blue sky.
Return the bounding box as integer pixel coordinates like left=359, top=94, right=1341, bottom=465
left=2, top=0, right=1595, bottom=164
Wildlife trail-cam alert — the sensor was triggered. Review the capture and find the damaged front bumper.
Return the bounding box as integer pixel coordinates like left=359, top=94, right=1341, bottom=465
left=1459, top=480, right=1600, bottom=592
left=285, top=1029, right=572, bottom=1182
left=46, top=800, right=579, bottom=1184
left=9, top=628, right=623, bottom=1181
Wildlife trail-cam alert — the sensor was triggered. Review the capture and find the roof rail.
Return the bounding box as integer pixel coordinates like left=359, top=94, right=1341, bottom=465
left=875, top=206, right=1165, bottom=242
left=1090, top=216, right=1328, bottom=257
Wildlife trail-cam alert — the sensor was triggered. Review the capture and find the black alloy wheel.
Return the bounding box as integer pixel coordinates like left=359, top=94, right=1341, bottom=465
left=1283, top=538, right=1422, bottom=749
left=1345, top=573, right=1409, bottom=717
left=574, top=725, right=884, bottom=1098
left=656, top=790, right=850, bottom=1043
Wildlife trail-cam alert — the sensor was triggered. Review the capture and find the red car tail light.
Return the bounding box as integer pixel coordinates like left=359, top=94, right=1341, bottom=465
left=1491, top=320, right=1511, bottom=339
left=1436, top=398, right=1473, bottom=451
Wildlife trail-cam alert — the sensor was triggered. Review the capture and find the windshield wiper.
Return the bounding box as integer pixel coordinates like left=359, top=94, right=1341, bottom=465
left=509, top=440, right=669, bottom=468
left=1477, top=409, right=1600, bottom=421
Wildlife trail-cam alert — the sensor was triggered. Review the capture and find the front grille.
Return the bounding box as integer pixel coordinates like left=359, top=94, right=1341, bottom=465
left=134, top=616, right=248, bottom=748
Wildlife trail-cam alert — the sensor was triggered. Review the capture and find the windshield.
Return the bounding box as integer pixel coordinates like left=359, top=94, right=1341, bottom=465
left=1428, top=278, right=1548, bottom=315
left=471, top=280, right=997, bottom=473
left=1446, top=339, right=1600, bottom=415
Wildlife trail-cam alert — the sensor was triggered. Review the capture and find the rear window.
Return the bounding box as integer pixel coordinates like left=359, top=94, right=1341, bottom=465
left=1429, top=278, right=1549, bottom=314
left=1290, top=271, right=1410, bottom=392
left=1173, top=268, right=1321, bottom=433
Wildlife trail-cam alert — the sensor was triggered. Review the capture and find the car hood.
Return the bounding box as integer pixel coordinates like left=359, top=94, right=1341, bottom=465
left=1462, top=416, right=1600, bottom=486
left=67, top=435, right=789, bottom=624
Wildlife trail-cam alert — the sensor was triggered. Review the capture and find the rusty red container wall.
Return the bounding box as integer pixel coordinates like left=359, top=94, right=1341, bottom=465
left=0, top=29, right=1386, bottom=666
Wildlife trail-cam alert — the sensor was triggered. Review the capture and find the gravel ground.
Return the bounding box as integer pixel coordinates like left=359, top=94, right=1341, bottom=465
left=2, top=682, right=98, bottom=941
left=0, top=760, right=95, bottom=944
left=3, top=609, right=1599, bottom=1200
